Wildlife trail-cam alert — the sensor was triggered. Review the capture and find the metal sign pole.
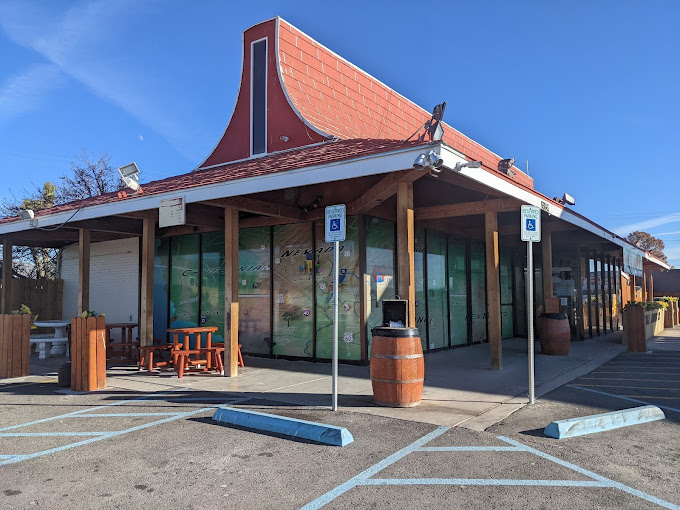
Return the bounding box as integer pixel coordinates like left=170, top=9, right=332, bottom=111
left=332, top=240, right=339, bottom=411
left=527, top=240, right=535, bottom=405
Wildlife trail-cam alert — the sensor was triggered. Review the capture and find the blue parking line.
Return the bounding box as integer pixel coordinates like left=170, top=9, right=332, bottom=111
left=362, top=478, right=606, bottom=487
left=419, top=446, right=519, bottom=452
left=566, top=385, right=680, bottom=414
left=0, top=432, right=108, bottom=437
left=299, top=426, right=450, bottom=510
left=499, top=436, right=680, bottom=510
left=0, top=392, right=250, bottom=466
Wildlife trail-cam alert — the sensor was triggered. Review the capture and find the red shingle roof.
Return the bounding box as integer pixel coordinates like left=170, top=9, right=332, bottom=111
left=0, top=139, right=429, bottom=224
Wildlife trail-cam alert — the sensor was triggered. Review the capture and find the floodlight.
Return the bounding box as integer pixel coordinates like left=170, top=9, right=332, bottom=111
left=19, top=209, right=34, bottom=220
left=427, top=150, right=444, bottom=169
left=562, top=193, right=575, bottom=206
left=413, top=153, right=428, bottom=170
left=118, top=162, right=142, bottom=193
left=498, top=158, right=515, bottom=174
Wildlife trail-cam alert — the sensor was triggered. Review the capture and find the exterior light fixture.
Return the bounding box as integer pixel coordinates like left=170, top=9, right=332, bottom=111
left=554, top=193, right=576, bottom=206
left=19, top=209, right=35, bottom=220
left=118, top=162, right=142, bottom=193
left=413, top=150, right=444, bottom=176
left=453, top=161, right=482, bottom=171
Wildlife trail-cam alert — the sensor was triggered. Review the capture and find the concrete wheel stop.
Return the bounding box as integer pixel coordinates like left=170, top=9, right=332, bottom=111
left=212, top=406, right=354, bottom=447
left=544, top=405, right=665, bottom=439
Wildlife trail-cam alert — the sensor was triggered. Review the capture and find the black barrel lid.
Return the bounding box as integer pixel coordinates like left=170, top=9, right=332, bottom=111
left=371, top=327, right=420, bottom=338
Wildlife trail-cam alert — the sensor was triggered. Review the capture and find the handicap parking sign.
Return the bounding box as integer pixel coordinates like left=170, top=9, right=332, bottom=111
left=521, top=205, right=541, bottom=242
left=325, top=204, right=346, bottom=242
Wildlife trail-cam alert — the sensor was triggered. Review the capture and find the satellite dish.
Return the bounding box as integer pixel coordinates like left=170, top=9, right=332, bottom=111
left=118, top=162, right=141, bottom=192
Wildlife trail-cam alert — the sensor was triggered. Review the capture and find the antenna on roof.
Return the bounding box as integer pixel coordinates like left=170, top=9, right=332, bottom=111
left=404, top=101, right=447, bottom=142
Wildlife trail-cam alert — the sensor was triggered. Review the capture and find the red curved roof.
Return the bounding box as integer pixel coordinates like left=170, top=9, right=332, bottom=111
left=200, top=18, right=533, bottom=189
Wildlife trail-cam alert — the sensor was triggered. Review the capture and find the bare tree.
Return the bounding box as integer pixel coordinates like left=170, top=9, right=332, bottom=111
left=627, top=231, right=667, bottom=262
left=56, top=150, right=123, bottom=203
left=0, top=182, right=59, bottom=278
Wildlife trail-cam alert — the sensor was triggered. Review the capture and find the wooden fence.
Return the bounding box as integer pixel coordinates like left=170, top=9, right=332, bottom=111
left=0, top=314, right=30, bottom=378
left=0, top=279, right=63, bottom=320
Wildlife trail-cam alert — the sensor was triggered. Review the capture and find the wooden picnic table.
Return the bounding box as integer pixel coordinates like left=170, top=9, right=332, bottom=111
left=105, top=322, right=139, bottom=363
left=166, top=326, right=221, bottom=378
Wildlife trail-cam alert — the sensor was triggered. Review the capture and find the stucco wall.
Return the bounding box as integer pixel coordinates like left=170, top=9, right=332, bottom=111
left=60, top=238, right=139, bottom=325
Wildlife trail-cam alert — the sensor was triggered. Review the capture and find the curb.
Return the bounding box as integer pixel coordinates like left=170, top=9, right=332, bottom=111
left=544, top=405, right=665, bottom=439
left=212, top=406, right=354, bottom=447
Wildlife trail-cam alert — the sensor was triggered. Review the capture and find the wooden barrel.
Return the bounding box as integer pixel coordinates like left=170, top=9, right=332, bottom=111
left=370, top=327, right=424, bottom=407
left=537, top=314, right=570, bottom=356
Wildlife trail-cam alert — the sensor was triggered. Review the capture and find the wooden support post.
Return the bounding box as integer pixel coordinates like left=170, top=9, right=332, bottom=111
left=396, top=182, right=415, bottom=327
left=542, top=230, right=553, bottom=306
left=78, top=229, right=90, bottom=315
left=140, top=218, right=155, bottom=347
left=630, top=275, right=636, bottom=303
left=224, top=206, right=239, bottom=377
left=648, top=270, right=654, bottom=301
left=485, top=211, right=502, bottom=370
left=1, top=240, right=12, bottom=314
left=641, top=271, right=647, bottom=302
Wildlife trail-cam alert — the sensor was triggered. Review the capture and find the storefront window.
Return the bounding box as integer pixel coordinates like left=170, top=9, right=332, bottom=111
left=500, top=247, right=514, bottom=339
left=365, top=217, right=396, bottom=355
left=314, top=217, right=361, bottom=360
left=414, top=227, right=428, bottom=350
left=272, top=223, right=314, bottom=357
left=169, top=235, right=200, bottom=341
left=448, top=237, right=467, bottom=346
left=238, top=227, right=272, bottom=355
left=427, top=230, right=448, bottom=350
left=470, top=240, right=487, bottom=342
left=153, top=238, right=170, bottom=342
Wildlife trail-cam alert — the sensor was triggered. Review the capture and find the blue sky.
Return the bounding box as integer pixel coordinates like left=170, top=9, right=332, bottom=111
left=0, top=1, right=678, bottom=266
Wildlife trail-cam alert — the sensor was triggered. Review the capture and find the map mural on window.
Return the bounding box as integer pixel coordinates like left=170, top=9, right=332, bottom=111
left=427, top=230, right=448, bottom=350
left=200, top=232, right=225, bottom=345
left=272, top=223, right=314, bottom=357
left=169, top=235, right=200, bottom=338
left=238, top=227, right=272, bottom=355
left=470, top=240, right=487, bottom=342
left=365, top=217, right=395, bottom=355
left=448, top=237, right=468, bottom=346
left=314, top=217, right=361, bottom=360
left=414, top=227, right=428, bottom=350
left=153, top=238, right=170, bottom=342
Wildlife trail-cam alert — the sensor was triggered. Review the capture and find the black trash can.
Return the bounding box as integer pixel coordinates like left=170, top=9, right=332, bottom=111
left=58, top=362, right=71, bottom=387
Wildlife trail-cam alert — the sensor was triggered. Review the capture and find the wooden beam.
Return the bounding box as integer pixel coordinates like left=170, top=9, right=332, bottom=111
left=139, top=218, right=154, bottom=347
left=1, top=240, right=12, bottom=313
left=116, top=210, right=158, bottom=220
left=238, top=215, right=297, bottom=229
left=348, top=169, right=424, bottom=215
left=542, top=230, right=553, bottom=306
left=224, top=206, right=239, bottom=377
left=78, top=229, right=90, bottom=315
left=436, top=170, right=505, bottom=197
left=485, top=211, right=502, bottom=370
left=206, top=196, right=304, bottom=220
left=396, top=182, right=416, bottom=327
left=69, top=217, right=143, bottom=236
left=415, top=198, right=520, bottom=221
left=185, top=203, right=225, bottom=229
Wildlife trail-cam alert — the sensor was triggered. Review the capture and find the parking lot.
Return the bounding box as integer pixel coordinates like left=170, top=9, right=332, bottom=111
left=0, top=341, right=678, bottom=509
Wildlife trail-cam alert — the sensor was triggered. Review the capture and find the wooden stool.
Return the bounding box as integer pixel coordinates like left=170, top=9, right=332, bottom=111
left=212, top=343, right=244, bottom=367
left=139, top=343, right=177, bottom=372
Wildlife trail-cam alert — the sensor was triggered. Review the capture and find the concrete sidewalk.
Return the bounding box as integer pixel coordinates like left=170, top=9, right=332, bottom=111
left=96, top=332, right=629, bottom=430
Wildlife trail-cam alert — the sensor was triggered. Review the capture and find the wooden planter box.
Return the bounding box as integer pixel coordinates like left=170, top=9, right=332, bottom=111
left=623, top=307, right=645, bottom=352
left=664, top=305, right=673, bottom=328
left=672, top=301, right=679, bottom=327
left=0, top=314, right=30, bottom=378
left=71, top=316, right=106, bottom=391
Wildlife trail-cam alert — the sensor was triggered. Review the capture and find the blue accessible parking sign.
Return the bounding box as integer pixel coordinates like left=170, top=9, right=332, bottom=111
left=521, top=205, right=541, bottom=242
left=325, top=205, right=346, bottom=242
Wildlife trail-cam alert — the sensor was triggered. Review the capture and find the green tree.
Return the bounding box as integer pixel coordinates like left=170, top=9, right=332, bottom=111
left=626, top=231, right=667, bottom=262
